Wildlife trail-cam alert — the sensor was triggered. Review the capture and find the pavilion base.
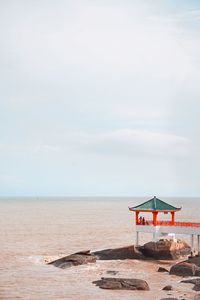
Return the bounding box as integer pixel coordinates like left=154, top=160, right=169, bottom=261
left=135, top=225, right=200, bottom=254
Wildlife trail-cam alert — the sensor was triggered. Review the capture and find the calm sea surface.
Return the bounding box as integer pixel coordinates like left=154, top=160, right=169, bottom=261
left=0, top=197, right=199, bottom=300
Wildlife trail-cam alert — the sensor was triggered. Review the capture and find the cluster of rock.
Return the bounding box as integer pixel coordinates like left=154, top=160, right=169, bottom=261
left=49, top=239, right=191, bottom=269
left=48, top=239, right=200, bottom=296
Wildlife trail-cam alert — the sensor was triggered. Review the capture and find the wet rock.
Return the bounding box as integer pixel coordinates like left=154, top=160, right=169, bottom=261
left=158, top=267, right=169, bottom=273
left=184, top=256, right=200, bottom=276
left=162, top=285, right=173, bottom=290
left=106, top=270, right=119, bottom=275
left=140, top=239, right=191, bottom=260
left=48, top=250, right=96, bottom=268
left=193, top=283, right=200, bottom=291
left=181, top=278, right=200, bottom=285
left=93, top=245, right=145, bottom=260
left=170, top=255, right=200, bottom=278
left=169, top=262, right=197, bottom=277
left=160, top=298, right=179, bottom=300
left=92, top=277, right=150, bottom=290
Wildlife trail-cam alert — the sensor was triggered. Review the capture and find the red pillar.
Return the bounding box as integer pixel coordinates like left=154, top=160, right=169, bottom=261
left=135, top=211, right=139, bottom=225
left=153, top=211, right=158, bottom=226
left=171, top=211, right=175, bottom=225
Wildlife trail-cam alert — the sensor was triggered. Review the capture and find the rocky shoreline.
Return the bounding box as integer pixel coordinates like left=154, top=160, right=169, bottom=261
left=48, top=239, right=200, bottom=299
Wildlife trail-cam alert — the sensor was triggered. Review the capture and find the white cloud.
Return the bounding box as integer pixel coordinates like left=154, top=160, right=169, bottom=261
left=68, top=129, right=190, bottom=158
left=0, top=128, right=190, bottom=159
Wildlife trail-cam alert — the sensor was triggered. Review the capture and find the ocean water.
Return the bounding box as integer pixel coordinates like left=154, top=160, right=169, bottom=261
left=0, top=197, right=199, bottom=300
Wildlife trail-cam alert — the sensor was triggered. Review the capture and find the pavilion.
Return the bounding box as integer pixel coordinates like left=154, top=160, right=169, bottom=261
left=129, top=196, right=200, bottom=254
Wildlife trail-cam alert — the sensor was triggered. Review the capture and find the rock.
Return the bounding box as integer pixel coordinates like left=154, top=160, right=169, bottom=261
left=162, top=285, right=173, bottom=290
left=48, top=250, right=96, bottom=268
left=183, top=256, right=200, bottom=276
left=160, top=297, right=179, bottom=300
left=92, top=277, right=150, bottom=290
left=194, top=283, right=200, bottom=291
left=170, top=262, right=197, bottom=277
left=140, top=239, right=191, bottom=260
left=193, top=295, right=200, bottom=300
left=170, top=255, right=200, bottom=278
left=158, top=267, right=169, bottom=273
left=181, top=278, right=200, bottom=285
left=106, top=270, right=119, bottom=275
left=160, top=298, right=179, bottom=300
left=93, top=245, right=145, bottom=260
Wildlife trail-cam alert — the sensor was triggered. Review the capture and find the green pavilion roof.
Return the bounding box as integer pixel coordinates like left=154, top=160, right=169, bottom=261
left=129, top=196, right=181, bottom=212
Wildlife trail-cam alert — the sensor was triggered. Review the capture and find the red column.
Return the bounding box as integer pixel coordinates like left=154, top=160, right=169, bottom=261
left=171, top=211, right=175, bottom=225
left=153, top=211, right=158, bottom=226
left=135, top=211, right=139, bottom=225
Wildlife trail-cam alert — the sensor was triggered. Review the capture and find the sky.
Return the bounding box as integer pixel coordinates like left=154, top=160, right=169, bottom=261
left=0, top=0, right=200, bottom=197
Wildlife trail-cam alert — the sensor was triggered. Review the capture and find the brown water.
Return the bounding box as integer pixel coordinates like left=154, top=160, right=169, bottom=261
left=0, top=197, right=199, bottom=300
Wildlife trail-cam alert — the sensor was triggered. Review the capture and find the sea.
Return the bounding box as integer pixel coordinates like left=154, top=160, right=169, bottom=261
left=0, top=197, right=199, bottom=300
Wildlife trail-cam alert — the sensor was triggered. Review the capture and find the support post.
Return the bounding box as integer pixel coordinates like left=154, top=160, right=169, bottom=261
left=198, top=235, right=200, bottom=256
left=153, top=211, right=158, bottom=226
left=153, top=230, right=157, bottom=241
left=171, top=211, right=175, bottom=225
left=191, top=234, right=194, bottom=250
left=136, top=231, right=139, bottom=246
left=135, top=211, right=139, bottom=225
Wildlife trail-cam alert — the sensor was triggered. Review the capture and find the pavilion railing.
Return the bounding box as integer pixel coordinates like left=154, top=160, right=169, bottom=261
left=137, top=220, right=200, bottom=227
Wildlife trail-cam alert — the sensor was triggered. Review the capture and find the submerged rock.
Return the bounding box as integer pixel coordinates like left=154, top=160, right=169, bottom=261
left=106, top=270, right=119, bottom=275
left=48, top=250, right=96, bottom=268
left=158, top=267, right=169, bottom=273
left=92, top=277, right=150, bottom=290
left=93, top=245, right=144, bottom=260
left=160, top=298, right=179, bottom=300
left=140, top=239, right=191, bottom=260
left=181, top=278, right=200, bottom=285
left=162, top=285, right=173, bottom=290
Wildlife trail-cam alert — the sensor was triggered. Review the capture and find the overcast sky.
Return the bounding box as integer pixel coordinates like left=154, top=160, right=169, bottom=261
left=1, top=0, right=200, bottom=197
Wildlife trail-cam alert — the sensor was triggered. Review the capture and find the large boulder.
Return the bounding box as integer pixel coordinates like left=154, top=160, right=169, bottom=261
left=170, top=255, right=200, bottom=277
left=48, top=250, right=96, bottom=268
left=92, top=277, right=150, bottom=290
left=140, top=239, right=191, bottom=260
left=93, top=245, right=144, bottom=260
left=186, top=256, right=200, bottom=276
left=169, top=262, right=198, bottom=276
